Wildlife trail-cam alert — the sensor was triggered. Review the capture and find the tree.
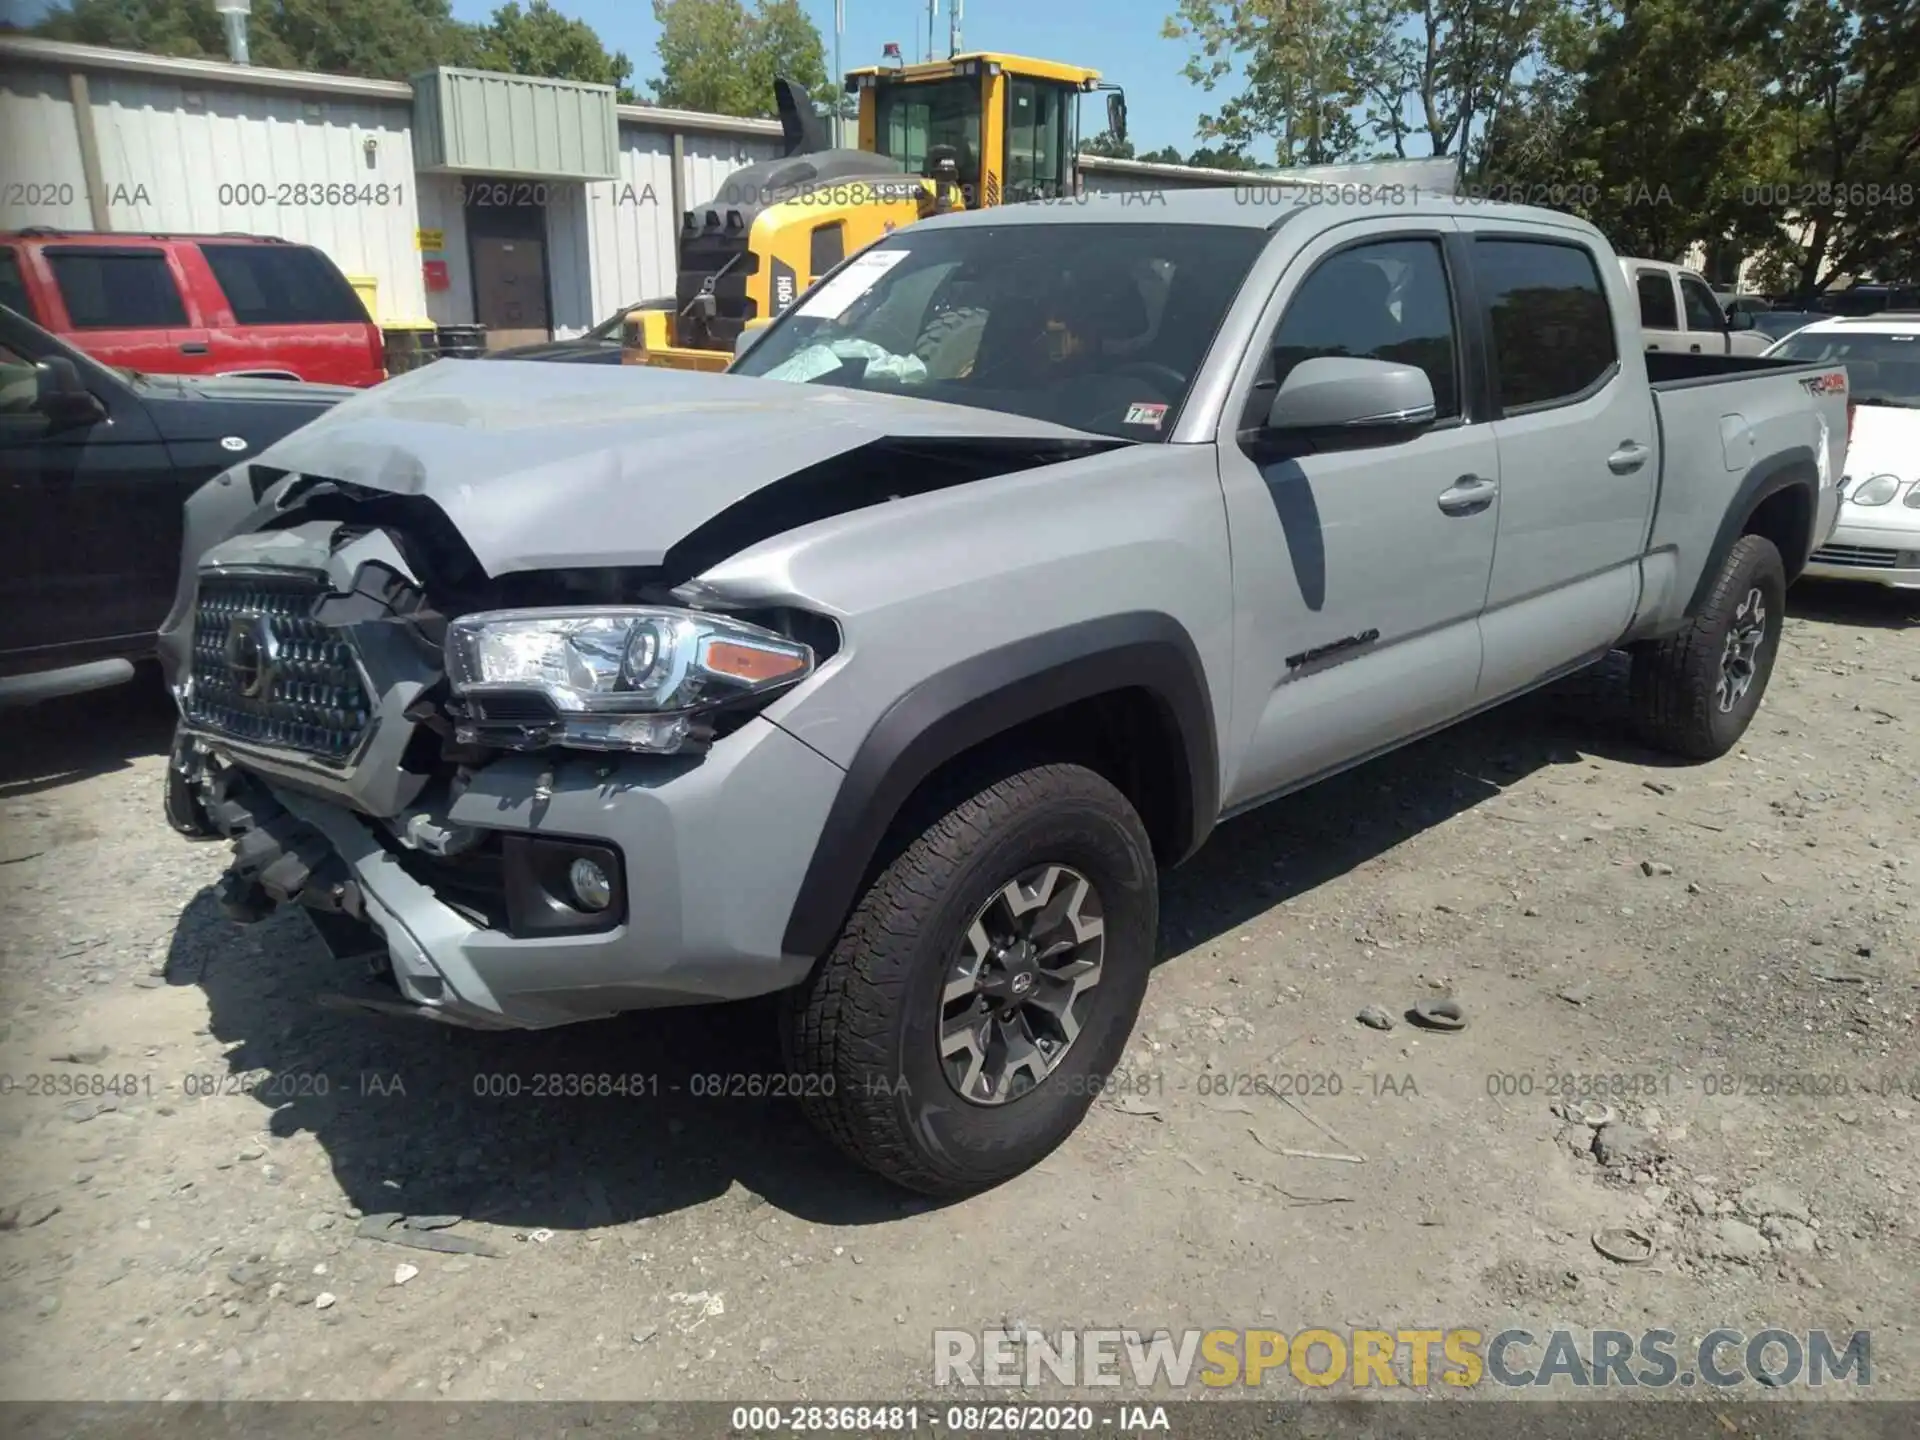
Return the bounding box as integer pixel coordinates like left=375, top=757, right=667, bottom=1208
left=1187, top=145, right=1262, bottom=169
left=1082, top=130, right=1136, bottom=159
left=37, top=0, right=482, bottom=80
left=476, top=1, right=638, bottom=103
left=1140, top=145, right=1189, bottom=163
left=651, top=0, right=830, bottom=118
left=1163, top=0, right=1365, bottom=163
left=1753, top=0, right=1920, bottom=294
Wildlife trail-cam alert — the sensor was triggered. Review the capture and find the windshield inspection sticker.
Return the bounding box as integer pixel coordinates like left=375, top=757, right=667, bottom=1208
left=1123, top=402, right=1168, bottom=428
left=797, top=248, right=911, bottom=319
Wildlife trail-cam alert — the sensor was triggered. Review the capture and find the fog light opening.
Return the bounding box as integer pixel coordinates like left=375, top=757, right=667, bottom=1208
left=568, top=856, right=614, bottom=911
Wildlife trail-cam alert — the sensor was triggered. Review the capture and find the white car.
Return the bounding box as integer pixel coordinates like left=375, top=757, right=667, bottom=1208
left=1764, top=313, right=1920, bottom=588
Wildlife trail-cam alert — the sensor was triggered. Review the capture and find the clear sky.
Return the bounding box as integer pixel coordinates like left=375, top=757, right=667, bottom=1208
left=447, top=0, right=1227, bottom=158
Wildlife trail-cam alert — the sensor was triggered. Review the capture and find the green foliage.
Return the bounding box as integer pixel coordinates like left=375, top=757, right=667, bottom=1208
left=1170, top=0, right=1919, bottom=290
left=37, top=0, right=481, bottom=80
left=1082, top=130, right=1136, bottom=159
left=1187, top=145, right=1261, bottom=170
left=475, top=1, right=637, bottom=103
left=651, top=0, right=831, bottom=118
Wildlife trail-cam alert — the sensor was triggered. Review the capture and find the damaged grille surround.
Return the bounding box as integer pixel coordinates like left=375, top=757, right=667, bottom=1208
left=187, top=573, right=375, bottom=761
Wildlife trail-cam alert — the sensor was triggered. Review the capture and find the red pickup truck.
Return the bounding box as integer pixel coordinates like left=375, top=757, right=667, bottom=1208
left=0, top=229, right=385, bottom=388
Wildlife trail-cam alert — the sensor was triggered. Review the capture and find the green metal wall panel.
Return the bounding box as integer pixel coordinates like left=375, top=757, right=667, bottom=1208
left=411, top=67, right=618, bottom=181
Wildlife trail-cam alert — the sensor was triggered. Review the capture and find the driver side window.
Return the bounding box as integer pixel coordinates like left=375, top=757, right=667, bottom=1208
left=1256, top=238, right=1461, bottom=423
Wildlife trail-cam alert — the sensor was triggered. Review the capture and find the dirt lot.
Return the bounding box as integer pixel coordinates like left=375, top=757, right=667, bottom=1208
left=1, top=580, right=1916, bottom=1408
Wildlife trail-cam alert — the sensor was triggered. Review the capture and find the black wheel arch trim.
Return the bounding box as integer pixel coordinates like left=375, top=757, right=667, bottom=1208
left=778, top=611, right=1219, bottom=962
left=1686, top=445, right=1819, bottom=616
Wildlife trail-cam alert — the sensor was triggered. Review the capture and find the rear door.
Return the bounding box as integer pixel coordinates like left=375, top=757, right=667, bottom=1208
left=1633, top=265, right=1685, bottom=352
left=0, top=324, right=180, bottom=668
left=1213, top=220, right=1501, bottom=805
left=1464, top=227, right=1658, bottom=700
left=194, top=242, right=381, bottom=386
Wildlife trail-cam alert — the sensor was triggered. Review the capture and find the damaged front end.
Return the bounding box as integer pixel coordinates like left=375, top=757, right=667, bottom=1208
left=159, top=361, right=1118, bottom=1026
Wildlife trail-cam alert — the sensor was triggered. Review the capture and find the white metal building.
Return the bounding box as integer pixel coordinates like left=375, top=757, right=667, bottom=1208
left=0, top=36, right=785, bottom=338
left=0, top=36, right=1456, bottom=343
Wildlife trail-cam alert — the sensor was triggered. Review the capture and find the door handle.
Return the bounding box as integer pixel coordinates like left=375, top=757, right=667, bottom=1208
left=1688, top=343, right=1702, bottom=353
left=1437, top=475, right=1498, bottom=516
left=179, top=342, right=209, bottom=355
left=1647, top=341, right=1660, bottom=350
left=1608, top=442, right=1650, bottom=474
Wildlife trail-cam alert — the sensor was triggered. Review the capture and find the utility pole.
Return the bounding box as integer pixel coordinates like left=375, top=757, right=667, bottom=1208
left=926, top=0, right=938, bottom=62
left=950, top=0, right=962, bottom=57
left=833, top=0, right=844, bottom=147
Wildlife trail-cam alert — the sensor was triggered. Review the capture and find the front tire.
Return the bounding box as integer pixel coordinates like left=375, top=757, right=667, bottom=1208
left=781, top=762, right=1158, bottom=1196
left=1629, top=533, right=1786, bottom=759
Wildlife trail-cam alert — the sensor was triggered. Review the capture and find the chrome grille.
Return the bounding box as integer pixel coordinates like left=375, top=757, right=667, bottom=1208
left=186, top=573, right=373, bottom=760
left=1810, top=543, right=1902, bottom=569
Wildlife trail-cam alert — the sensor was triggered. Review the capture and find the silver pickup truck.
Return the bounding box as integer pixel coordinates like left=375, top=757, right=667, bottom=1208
left=157, top=192, right=1847, bottom=1196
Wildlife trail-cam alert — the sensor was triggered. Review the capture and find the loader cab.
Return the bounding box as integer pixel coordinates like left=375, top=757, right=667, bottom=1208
left=847, top=53, right=1113, bottom=208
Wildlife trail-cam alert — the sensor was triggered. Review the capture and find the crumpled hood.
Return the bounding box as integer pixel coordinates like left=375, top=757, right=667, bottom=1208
left=249, top=358, right=1107, bottom=575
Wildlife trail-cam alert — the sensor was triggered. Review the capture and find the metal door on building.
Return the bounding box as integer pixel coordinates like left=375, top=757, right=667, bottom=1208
left=463, top=180, right=553, bottom=350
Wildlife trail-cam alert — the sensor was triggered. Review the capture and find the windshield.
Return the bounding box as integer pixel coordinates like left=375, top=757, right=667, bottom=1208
left=1769, top=330, right=1920, bottom=408
left=730, top=222, right=1269, bottom=440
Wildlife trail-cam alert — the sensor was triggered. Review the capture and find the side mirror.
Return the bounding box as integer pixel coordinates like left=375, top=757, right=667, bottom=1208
left=1727, top=308, right=1754, bottom=332
left=34, top=357, right=107, bottom=430
left=1106, top=92, right=1128, bottom=146
left=1261, top=356, right=1436, bottom=448
left=733, top=320, right=771, bottom=362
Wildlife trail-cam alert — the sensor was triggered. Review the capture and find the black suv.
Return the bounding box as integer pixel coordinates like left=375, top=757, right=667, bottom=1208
left=0, top=304, right=353, bottom=705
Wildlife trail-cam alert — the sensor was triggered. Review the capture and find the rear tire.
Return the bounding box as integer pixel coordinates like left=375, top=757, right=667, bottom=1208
left=780, top=761, right=1158, bottom=1196
left=1629, top=533, right=1786, bottom=759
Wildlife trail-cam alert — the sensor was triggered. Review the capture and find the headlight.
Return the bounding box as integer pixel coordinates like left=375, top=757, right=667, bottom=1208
left=443, top=607, right=815, bottom=753
left=1905, top=479, right=1920, bottom=508
left=1848, top=473, right=1900, bottom=506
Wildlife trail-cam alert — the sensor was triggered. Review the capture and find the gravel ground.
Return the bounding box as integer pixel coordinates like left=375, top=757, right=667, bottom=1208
left=1, top=579, right=1916, bottom=1407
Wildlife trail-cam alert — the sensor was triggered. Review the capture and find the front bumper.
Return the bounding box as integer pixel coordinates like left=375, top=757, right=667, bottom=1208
left=189, top=716, right=845, bottom=1029
left=1803, top=515, right=1920, bottom=588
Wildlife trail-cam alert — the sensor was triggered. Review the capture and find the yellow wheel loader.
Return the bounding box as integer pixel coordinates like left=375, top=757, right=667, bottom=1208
left=622, top=53, right=1125, bottom=371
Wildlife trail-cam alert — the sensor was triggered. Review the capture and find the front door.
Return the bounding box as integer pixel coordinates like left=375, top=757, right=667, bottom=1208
left=1214, top=221, right=1501, bottom=808
left=0, top=333, right=178, bottom=671
left=1460, top=227, right=1659, bottom=700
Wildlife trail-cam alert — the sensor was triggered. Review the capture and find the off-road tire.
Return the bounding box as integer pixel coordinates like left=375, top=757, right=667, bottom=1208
left=912, top=306, right=986, bottom=379
left=1629, top=533, right=1786, bottom=760
left=780, top=761, right=1158, bottom=1196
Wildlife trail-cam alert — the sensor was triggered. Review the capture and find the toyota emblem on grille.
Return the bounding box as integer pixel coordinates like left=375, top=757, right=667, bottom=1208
left=223, top=612, right=281, bottom=699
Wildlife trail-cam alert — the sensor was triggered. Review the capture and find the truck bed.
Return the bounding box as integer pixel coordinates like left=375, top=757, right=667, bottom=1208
left=1639, top=350, right=1849, bottom=616
left=1644, top=350, right=1816, bottom=386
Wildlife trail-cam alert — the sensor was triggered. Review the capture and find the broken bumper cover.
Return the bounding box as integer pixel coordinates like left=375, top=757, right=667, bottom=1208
left=197, top=716, right=844, bottom=1029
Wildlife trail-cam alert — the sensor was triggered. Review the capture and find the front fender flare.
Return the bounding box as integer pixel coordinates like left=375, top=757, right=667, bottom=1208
left=778, top=611, right=1219, bottom=962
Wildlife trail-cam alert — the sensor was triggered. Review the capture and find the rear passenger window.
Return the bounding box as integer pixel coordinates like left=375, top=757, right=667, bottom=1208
left=0, top=249, right=35, bottom=323
left=47, top=249, right=187, bottom=329
left=1635, top=272, right=1677, bottom=329
left=1473, top=240, right=1617, bottom=411
left=1265, top=237, right=1460, bottom=420
left=201, top=244, right=370, bottom=325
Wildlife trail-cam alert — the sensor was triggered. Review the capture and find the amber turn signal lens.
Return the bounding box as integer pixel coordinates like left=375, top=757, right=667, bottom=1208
left=702, top=640, right=808, bottom=684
